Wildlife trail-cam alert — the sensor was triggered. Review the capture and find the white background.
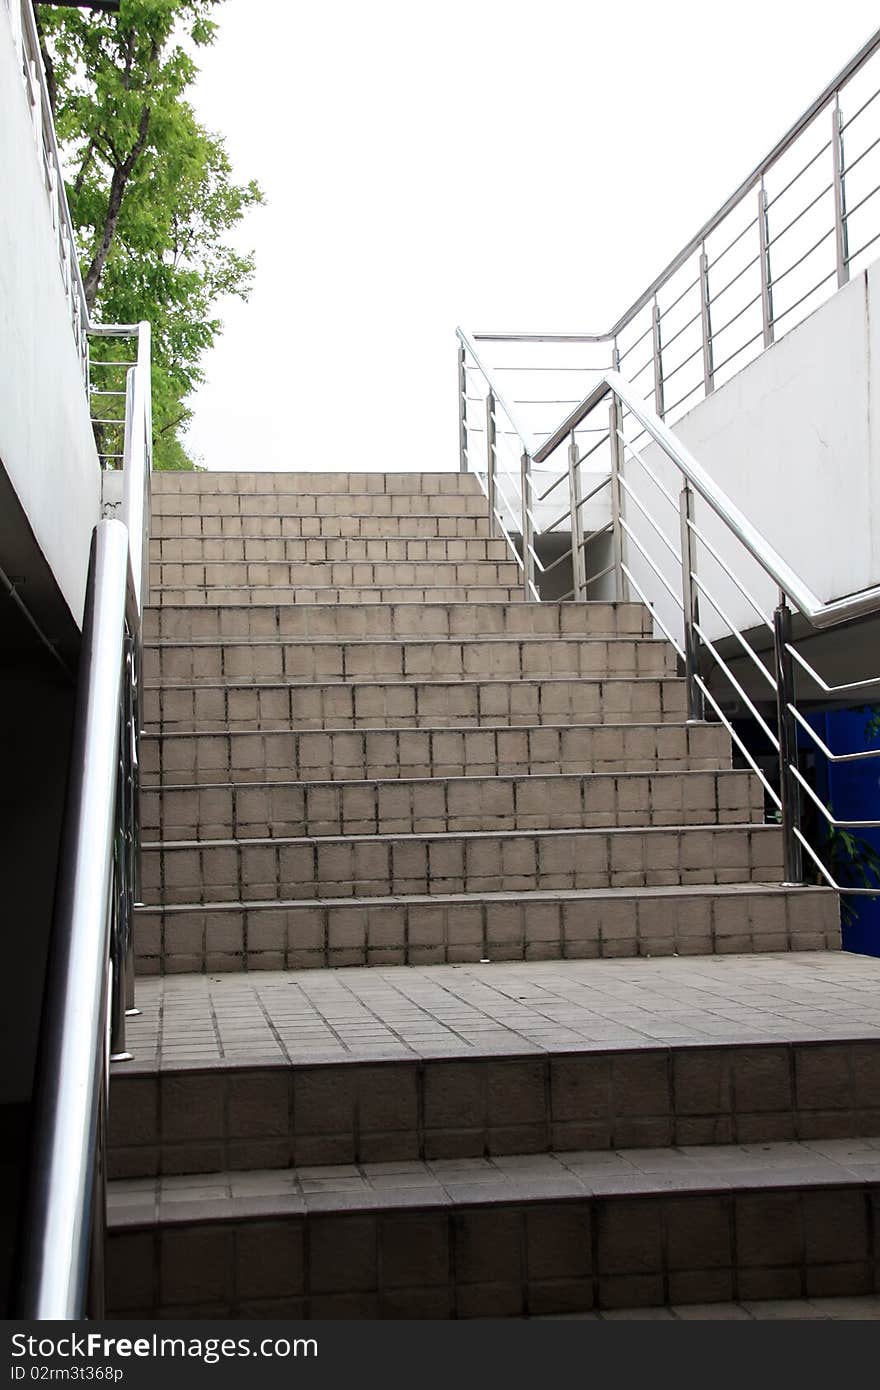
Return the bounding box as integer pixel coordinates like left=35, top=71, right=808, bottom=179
left=184, top=0, right=880, bottom=472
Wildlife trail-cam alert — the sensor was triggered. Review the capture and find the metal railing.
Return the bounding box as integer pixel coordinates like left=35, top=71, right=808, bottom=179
left=460, top=343, right=880, bottom=898
left=4, top=0, right=90, bottom=381
left=459, top=28, right=880, bottom=463
left=13, top=324, right=152, bottom=1320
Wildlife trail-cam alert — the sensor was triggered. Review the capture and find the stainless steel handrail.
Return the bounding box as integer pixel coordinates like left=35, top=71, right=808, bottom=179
left=15, top=323, right=152, bottom=1319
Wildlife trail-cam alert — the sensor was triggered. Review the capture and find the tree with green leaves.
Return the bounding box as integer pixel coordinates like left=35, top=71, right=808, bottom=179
left=36, top=0, right=263, bottom=468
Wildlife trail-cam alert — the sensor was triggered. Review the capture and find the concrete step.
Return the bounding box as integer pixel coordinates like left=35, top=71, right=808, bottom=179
left=108, top=951, right=876, bottom=1176
left=151, top=536, right=512, bottom=564
left=106, top=1134, right=880, bottom=1318
left=152, top=492, right=490, bottom=519
left=135, top=880, right=830, bottom=973
left=141, top=823, right=785, bottom=907
left=150, top=559, right=523, bottom=590
left=141, top=769, right=763, bottom=843
left=144, top=600, right=654, bottom=643
left=144, top=637, right=677, bottom=686
left=151, top=471, right=481, bottom=496
left=142, top=721, right=733, bottom=787
left=151, top=584, right=527, bottom=607
left=143, top=675, right=690, bottom=732
left=151, top=513, right=496, bottom=541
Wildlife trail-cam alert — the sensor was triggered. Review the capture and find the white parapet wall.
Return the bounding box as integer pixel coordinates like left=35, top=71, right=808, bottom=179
left=0, top=2, right=99, bottom=632
left=625, top=263, right=880, bottom=648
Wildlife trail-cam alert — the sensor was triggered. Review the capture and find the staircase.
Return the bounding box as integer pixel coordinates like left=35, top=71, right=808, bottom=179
left=104, top=469, right=880, bottom=1320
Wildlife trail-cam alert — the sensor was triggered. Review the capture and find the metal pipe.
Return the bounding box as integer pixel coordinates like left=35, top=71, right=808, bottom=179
left=832, top=95, right=850, bottom=288
left=651, top=301, right=665, bottom=418
left=14, top=521, right=129, bottom=1319
left=485, top=390, right=497, bottom=537
left=698, top=248, right=715, bottom=394
left=521, top=452, right=536, bottom=600
left=567, top=431, right=586, bottom=600
left=773, top=594, right=804, bottom=884
left=758, top=180, right=775, bottom=347
left=458, top=345, right=468, bottom=473
left=679, top=483, right=705, bottom=721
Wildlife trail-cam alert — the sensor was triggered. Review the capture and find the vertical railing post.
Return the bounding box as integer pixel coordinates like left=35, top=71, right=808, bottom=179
left=773, top=593, right=804, bottom=884
left=485, top=390, right=497, bottom=537
left=567, top=429, right=586, bottom=600
left=832, top=94, right=850, bottom=289
left=698, top=244, right=715, bottom=396
left=457, top=345, right=468, bottom=473
left=520, top=451, right=536, bottom=600
left=758, top=178, right=775, bottom=347
left=608, top=349, right=627, bottom=601
left=678, top=482, right=705, bottom=722
left=651, top=300, right=665, bottom=418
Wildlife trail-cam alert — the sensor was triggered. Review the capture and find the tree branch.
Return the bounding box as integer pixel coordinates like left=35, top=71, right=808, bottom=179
left=82, top=100, right=151, bottom=310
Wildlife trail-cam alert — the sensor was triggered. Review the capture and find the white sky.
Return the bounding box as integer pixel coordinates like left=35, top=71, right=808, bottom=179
left=184, top=0, right=880, bottom=472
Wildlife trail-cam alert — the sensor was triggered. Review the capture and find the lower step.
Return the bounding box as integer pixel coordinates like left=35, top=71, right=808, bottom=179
left=133, top=882, right=838, bottom=973
left=106, top=1142, right=880, bottom=1318
left=151, top=585, right=527, bottom=606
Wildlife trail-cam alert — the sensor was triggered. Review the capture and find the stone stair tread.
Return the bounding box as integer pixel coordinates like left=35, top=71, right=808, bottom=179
left=108, top=1135, right=880, bottom=1231
left=114, top=950, right=880, bottom=1072
left=146, top=766, right=754, bottom=792
left=144, top=634, right=660, bottom=647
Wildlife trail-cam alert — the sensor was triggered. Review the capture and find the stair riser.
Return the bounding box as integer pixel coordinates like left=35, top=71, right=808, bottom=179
left=152, top=514, right=495, bottom=540
left=151, top=560, right=523, bottom=589
left=135, top=885, right=832, bottom=973
left=152, top=494, right=490, bottom=518
left=145, top=602, right=653, bottom=642
left=144, top=677, right=689, bottom=732
left=151, top=472, right=482, bottom=496
left=144, top=639, right=676, bottom=686
left=142, top=771, right=762, bottom=842
left=151, top=537, right=511, bottom=563
left=107, top=1036, right=880, bottom=1179
left=142, top=724, right=733, bottom=786
left=107, top=1181, right=880, bottom=1318
left=142, top=826, right=785, bottom=905
left=153, top=585, right=527, bottom=607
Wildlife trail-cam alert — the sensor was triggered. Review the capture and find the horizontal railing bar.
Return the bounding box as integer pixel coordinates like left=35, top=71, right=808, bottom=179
left=845, top=226, right=880, bottom=262
left=617, top=320, right=654, bottom=361
left=765, top=138, right=833, bottom=210
left=785, top=643, right=880, bottom=694
left=686, top=517, right=775, bottom=628
left=89, top=360, right=137, bottom=368
left=542, top=547, right=575, bottom=575
left=663, top=378, right=705, bottom=419
left=658, top=338, right=704, bottom=386
left=770, top=269, right=837, bottom=327
left=619, top=518, right=684, bottom=605
left=767, top=181, right=834, bottom=248
left=843, top=128, right=880, bottom=176
left=90, top=389, right=127, bottom=397
left=619, top=432, right=680, bottom=510
left=792, top=826, right=880, bottom=894
left=537, top=472, right=567, bottom=503
left=793, top=763, right=880, bottom=827
left=586, top=522, right=615, bottom=543
left=575, top=432, right=612, bottom=468
left=789, top=704, right=880, bottom=762
left=492, top=365, right=601, bottom=373
left=473, top=331, right=608, bottom=343
left=657, top=273, right=701, bottom=319
left=710, top=327, right=766, bottom=376
left=697, top=675, right=783, bottom=808
left=618, top=476, right=683, bottom=563
left=768, top=225, right=834, bottom=289
left=576, top=471, right=613, bottom=509
left=709, top=289, right=763, bottom=342
left=468, top=471, right=525, bottom=572
left=620, top=562, right=685, bottom=658
left=706, top=216, right=760, bottom=272
left=691, top=572, right=778, bottom=691
left=527, top=541, right=546, bottom=573
left=456, top=328, right=534, bottom=452
left=656, top=307, right=702, bottom=355
left=843, top=179, right=880, bottom=221
left=694, top=619, right=781, bottom=749
left=513, top=399, right=583, bottom=406
left=709, top=252, right=762, bottom=308
left=544, top=504, right=574, bottom=534
left=840, top=82, right=880, bottom=131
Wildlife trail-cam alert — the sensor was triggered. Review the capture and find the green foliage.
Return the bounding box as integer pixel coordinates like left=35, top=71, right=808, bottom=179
left=819, top=815, right=880, bottom=926
left=37, top=0, right=263, bottom=468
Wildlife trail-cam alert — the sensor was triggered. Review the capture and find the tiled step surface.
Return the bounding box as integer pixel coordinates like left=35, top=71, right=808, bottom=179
left=142, top=823, right=785, bottom=906
left=106, top=1139, right=880, bottom=1318
left=134, top=882, right=835, bottom=973
left=141, top=770, right=762, bottom=842
left=144, top=675, right=690, bottom=732
left=541, top=1296, right=880, bottom=1319
left=144, top=600, right=653, bottom=643
left=151, top=536, right=512, bottom=563
left=110, top=952, right=877, bottom=1177
left=142, top=723, right=733, bottom=787
left=144, top=637, right=676, bottom=685
left=150, top=472, right=485, bottom=495
left=150, top=559, right=524, bottom=590
left=152, top=513, right=497, bottom=540
left=151, top=584, right=527, bottom=607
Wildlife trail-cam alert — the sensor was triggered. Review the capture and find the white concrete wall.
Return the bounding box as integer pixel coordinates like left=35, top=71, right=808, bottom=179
left=0, top=7, right=99, bottom=628
left=624, top=264, right=880, bottom=648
